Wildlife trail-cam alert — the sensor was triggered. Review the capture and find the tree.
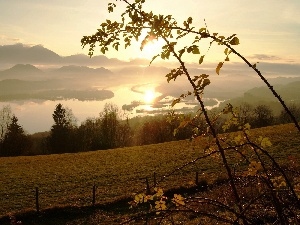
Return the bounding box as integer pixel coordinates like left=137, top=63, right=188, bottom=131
left=99, top=103, right=119, bottom=149
left=1, top=115, right=32, bottom=156
left=252, top=104, right=274, bottom=128
left=82, top=1, right=300, bottom=223
left=116, top=117, right=133, bottom=147
left=278, top=103, right=300, bottom=124
left=48, top=103, right=77, bottom=153
left=77, top=118, right=102, bottom=151
left=0, top=105, right=12, bottom=142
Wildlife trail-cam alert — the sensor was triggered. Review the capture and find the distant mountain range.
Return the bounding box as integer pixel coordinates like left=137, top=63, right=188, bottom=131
left=0, top=62, right=117, bottom=101
left=1, top=43, right=300, bottom=103
left=0, top=63, right=114, bottom=81
left=0, top=43, right=129, bottom=68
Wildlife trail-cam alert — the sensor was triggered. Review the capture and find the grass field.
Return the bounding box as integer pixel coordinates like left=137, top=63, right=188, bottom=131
left=0, top=123, right=300, bottom=221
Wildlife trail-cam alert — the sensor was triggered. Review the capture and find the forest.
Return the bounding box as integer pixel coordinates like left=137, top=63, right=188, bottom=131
left=0, top=101, right=299, bottom=157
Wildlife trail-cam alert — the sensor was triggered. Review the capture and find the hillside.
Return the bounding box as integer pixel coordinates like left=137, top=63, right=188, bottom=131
left=219, top=80, right=300, bottom=112
left=0, top=123, right=299, bottom=220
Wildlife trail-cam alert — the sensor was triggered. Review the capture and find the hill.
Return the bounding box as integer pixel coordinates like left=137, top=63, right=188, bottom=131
left=0, top=64, right=44, bottom=80
left=0, top=43, right=61, bottom=64
left=0, top=64, right=116, bottom=101
left=0, top=123, right=299, bottom=221
left=219, top=80, right=300, bottom=112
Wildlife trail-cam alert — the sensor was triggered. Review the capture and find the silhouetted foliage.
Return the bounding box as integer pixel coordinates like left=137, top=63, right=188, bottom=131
left=1, top=115, right=31, bottom=156
left=81, top=0, right=300, bottom=223
left=252, top=104, right=274, bottom=128
left=278, top=103, right=300, bottom=124
left=47, top=103, right=78, bottom=153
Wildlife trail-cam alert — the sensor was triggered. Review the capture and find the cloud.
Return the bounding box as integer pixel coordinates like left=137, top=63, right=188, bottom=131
left=249, top=54, right=282, bottom=61
left=0, top=35, right=22, bottom=43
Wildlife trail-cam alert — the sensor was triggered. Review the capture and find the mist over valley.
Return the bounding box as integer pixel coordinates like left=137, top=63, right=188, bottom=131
left=1, top=43, right=300, bottom=133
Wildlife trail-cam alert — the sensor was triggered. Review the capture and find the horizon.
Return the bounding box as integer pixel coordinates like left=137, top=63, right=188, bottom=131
left=0, top=1, right=300, bottom=134
left=0, top=1, right=299, bottom=63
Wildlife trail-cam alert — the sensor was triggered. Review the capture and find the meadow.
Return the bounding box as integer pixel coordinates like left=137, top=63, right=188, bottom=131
left=0, top=123, right=299, bottom=223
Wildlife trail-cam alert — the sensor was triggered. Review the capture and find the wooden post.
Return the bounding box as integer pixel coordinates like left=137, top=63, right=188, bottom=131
left=92, top=184, right=96, bottom=206
left=153, top=172, right=157, bottom=188
left=145, top=177, right=150, bottom=194
left=35, top=187, right=39, bottom=213
left=195, top=172, right=199, bottom=185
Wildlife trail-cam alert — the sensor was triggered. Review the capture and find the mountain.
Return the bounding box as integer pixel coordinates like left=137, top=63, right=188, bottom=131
left=219, top=80, right=300, bottom=111
left=243, top=81, right=300, bottom=101
left=0, top=44, right=124, bottom=68
left=0, top=64, right=44, bottom=80
left=63, top=54, right=125, bottom=67
left=0, top=43, right=61, bottom=64
left=268, top=76, right=300, bottom=85
left=53, top=65, right=113, bottom=75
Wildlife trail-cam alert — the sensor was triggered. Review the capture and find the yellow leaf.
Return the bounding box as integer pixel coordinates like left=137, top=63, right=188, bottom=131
left=171, top=98, right=180, bottom=107
left=216, top=62, right=224, bottom=75
left=258, top=136, right=272, bottom=148
left=172, top=194, right=185, bottom=206
left=155, top=199, right=167, bottom=214
left=229, top=37, right=240, bottom=45
left=247, top=161, right=262, bottom=176
left=199, top=55, right=205, bottom=64
left=154, top=187, right=164, bottom=197
left=224, top=48, right=228, bottom=55
left=199, top=28, right=206, bottom=33
left=271, top=176, right=287, bottom=190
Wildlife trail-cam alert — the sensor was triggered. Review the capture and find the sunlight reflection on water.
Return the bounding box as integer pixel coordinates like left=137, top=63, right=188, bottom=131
left=0, top=85, right=221, bottom=134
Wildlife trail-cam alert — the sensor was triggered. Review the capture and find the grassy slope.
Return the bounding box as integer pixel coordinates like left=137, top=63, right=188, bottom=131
left=0, top=123, right=299, bottom=218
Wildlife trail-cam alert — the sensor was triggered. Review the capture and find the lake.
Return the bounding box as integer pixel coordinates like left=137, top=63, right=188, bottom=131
left=0, top=84, right=221, bottom=134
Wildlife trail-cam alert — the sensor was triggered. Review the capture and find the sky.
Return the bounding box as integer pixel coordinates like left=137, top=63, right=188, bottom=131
left=1, top=0, right=300, bottom=64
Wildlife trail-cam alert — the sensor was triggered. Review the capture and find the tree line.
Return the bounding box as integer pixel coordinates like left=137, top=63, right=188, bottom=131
left=0, top=102, right=299, bottom=157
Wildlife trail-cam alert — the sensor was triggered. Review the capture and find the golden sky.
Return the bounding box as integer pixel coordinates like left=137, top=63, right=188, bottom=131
left=1, top=0, right=300, bottom=63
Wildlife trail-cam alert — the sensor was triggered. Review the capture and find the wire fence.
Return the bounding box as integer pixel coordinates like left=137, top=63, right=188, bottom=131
left=0, top=170, right=203, bottom=217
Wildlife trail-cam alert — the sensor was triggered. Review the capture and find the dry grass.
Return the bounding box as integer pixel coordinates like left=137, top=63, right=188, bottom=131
left=0, top=123, right=299, bottom=222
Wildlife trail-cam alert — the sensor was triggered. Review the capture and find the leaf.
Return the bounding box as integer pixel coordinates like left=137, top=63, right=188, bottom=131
left=101, top=47, right=106, bottom=54
left=216, top=62, right=224, bottom=75
left=259, top=137, right=272, bottom=148
left=155, top=199, right=167, bottom=214
left=172, top=194, right=185, bottom=206
left=171, top=98, right=180, bottom=107
left=224, top=48, right=228, bottom=55
left=199, top=28, right=206, bottom=33
left=154, top=187, right=164, bottom=196
left=247, top=161, right=262, bottom=176
left=202, top=78, right=210, bottom=88
left=253, top=62, right=259, bottom=69
left=199, top=55, right=205, bottom=64
left=234, top=134, right=242, bottom=145
left=229, top=37, right=240, bottom=45
left=192, top=46, right=200, bottom=54
left=178, top=48, right=185, bottom=58
left=271, top=176, right=287, bottom=190
left=149, top=54, right=160, bottom=65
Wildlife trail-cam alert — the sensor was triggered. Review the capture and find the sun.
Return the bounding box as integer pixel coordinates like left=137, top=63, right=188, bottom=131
left=140, top=36, right=165, bottom=59
left=144, top=89, right=156, bottom=104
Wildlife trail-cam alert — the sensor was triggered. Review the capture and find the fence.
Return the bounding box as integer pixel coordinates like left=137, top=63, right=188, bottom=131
left=1, top=171, right=205, bottom=217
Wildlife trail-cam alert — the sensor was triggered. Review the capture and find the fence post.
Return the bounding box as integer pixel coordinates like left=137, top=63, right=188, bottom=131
left=35, top=187, right=39, bottom=213
left=92, top=184, right=96, bottom=206
left=145, top=177, right=150, bottom=194
left=195, top=172, right=199, bottom=185
left=153, top=172, right=157, bottom=188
